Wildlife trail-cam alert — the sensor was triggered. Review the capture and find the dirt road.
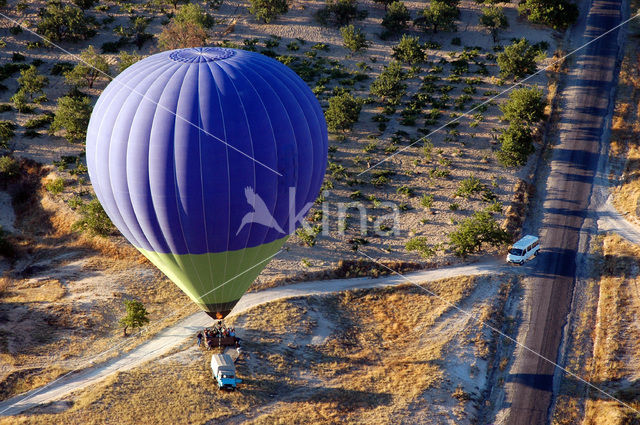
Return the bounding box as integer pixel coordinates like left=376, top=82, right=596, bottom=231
left=501, top=1, right=625, bottom=423
left=0, top=259, right=505, bottom=416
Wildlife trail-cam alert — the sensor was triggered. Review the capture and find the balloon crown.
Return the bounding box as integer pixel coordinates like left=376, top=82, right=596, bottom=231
left=169, top=47, right=236, bottom=63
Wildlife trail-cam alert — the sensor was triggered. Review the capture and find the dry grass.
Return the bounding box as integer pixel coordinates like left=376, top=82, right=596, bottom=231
left=2, top=274, right=509, bottom=425
left=611, top=17, right=640, bottom=219
left=579, top=234, right=640, bottom=424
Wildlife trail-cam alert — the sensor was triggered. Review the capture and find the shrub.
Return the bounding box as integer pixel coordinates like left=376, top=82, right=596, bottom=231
left=449, top=211, right=510, bottom=257
left=518, top=0, right=578, bottom=30
left=37, top=1, right=93, bottom=42
left=382, top=1, right=410, bottom=34
left=455, top=176, right=486, bottom=198
left=406, top=236, right=438, bottom=258
left=340, top=24, right=368, bottom=52
left=174, top=3, right=215, bottom=28
left=420, top=194, right=434, bottom=209
left=50, top=95, right=92, bottom=143
left=397, top=185, right=414, bottom=197
left=415, top=0, right=459, bottom=33
left=500, top=87, right=546, bottom=125
left=496, top=123, right=535, bottom=167
left=0, top=156, right=19, bottom=179
left=45, top=177, right=65, bottom=194
left=0, top=121, right=15, bottom=149
left=73, top=198, right=115, bottom=237
left=325, top=92, right=362, bottom=132
left=370, top=61, right=407, bottom=104
left=497, top=38, right=539, bottom=79
left=248, top=0, right=288, bottom=22
left=24, top=113, right=54, bottom=129
left=296, top=225, right=322, bottom=246
left=51, top=61, right=74, bottom=76
left=157, top=21, right=207, bottom=50
left=392, top=34, right=425, bottom=64
left=479, top=6, right=508, bottom=43
left=0, top=104, right=10, bottom=113
left=0, top=226, right=14, bottom=258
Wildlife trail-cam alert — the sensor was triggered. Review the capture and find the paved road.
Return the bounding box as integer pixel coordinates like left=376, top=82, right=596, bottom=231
left=503, top=1, right=625, bottom=424
left=0, top=259, right=504, bottom=417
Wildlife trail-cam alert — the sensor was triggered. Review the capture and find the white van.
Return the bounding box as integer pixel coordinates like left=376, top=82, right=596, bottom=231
left=506, top=235, right=540, bottom=265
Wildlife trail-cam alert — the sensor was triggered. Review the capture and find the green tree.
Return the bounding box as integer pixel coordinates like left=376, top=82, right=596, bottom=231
left=479, top=6, right=508, bottom=43
left=449, top=211, right=510, bottom=257
left=370, top=60, right=406, bottom=104
left=175, top=3, right=215, bottom=28
left=10, top=90, right=29, bottom=113
left=340, top=24, right=368, bottom=52
left=518, top=0, right=578, bottom=30
left=64, top=46, right=109, bottom=89
left=50, top=95, right=91, bottom=143
left=37, top=1, right=92, bottom=42
left=500, top=87, right=545, bottom=125
left=497, top=38, right=538, bottom=79
left=325, top=92, right=362, bottom=132
left=119, top=299, right=149, bottom=337
left=16, top=65, right=49, bottom=102
left=248, top=0, right=289, bottom=23
left=415, top=0, right=459, bottom=33
left=118, top=51, right=142, bottom=73
left=381, top=1, right=410, bottom=33
left=316, top=0, right=362, bottom=27
left=496, top=123, right=535, bottom=167
left=392, top=34, right=425, bottom=64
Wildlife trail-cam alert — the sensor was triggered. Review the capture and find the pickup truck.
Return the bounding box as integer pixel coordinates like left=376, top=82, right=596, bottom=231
left=211, top=353, right=238, bottom=390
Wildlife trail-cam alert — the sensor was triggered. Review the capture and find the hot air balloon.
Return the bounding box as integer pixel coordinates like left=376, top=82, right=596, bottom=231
left=86, top=47, right=328, bottom=319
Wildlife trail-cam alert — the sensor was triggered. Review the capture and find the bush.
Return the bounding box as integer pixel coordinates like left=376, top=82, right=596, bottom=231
left=24, top=113, right=54, bottom=129
left=0, top=104, right=11, bottom=113
left=0, top=121, right=15, bottom=149
left=381, top=1, right=410, bottom=34
left=325, top=92, right=362, bottom=132
left=51, top=62, right=74, bottom=76
left=496, top=123, right=535, bottom=167
left=415, top=0, right=459, bottom=33
left=340, top=24, right=368, bottom=52
left=455, top=176, right=485, bottom=198
left=370, top=60, right=407, bottom=104
left=479, top=6, right=508, bottom=43
left=497, top=38, right=539, bottom=79
left=37, top=1, right=94, bottom=42
left=500, top=87, right=545, bottom=125
left=518, top=0, right=578, bottom=30
left=406, top=236, right=437, bottom=258
left=16, top=65, right=49, bottom=102
left=420, top=194, right=434, bottom=208
left=449, top=210, right=509, bottom=257
left=50, top=95, right=92, bottom=143
left=0, top=156, right=19, bottom=179
left=45, top=177, right=65, bottom=194
left=73, top=198, right=115, bottom=237
left=175, top=3, right=215, bottom=28
left=392, top=34, right=425, bottom=64
left=157, top=20, right=208, bottom=50
left=248, top=0, right=288, bottom=23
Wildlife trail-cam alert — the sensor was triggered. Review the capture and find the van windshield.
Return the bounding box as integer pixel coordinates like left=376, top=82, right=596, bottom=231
left=509, top=248, right=523, bottom=256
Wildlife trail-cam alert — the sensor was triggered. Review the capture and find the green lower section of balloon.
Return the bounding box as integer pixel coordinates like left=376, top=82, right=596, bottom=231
left=136, top=236, right=288, bottom=315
